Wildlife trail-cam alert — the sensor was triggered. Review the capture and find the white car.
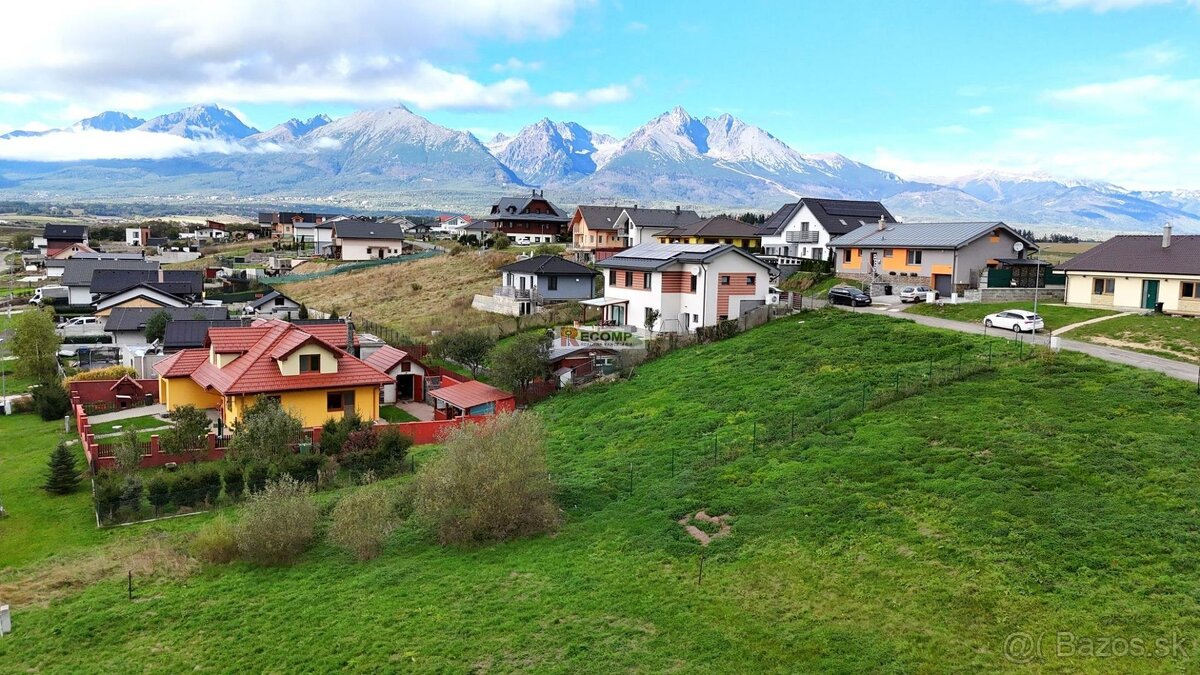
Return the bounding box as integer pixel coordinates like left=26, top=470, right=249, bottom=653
left=57, top=316, right=100, bottom=329
left=983, top=309, right=1044, bottom=333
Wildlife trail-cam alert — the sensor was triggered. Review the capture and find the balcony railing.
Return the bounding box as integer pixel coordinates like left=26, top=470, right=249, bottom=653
left=493, top=286, right=541, bottom=301
left=784, top=230, right=820, bottom=244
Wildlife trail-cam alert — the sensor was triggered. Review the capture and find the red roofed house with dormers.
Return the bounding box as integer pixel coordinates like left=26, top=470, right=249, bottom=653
left=153, top=318, right=391, bottom=427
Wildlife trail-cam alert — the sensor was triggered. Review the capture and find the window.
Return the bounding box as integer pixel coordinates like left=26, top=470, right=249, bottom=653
left=842, top=249, right=852, bottom=263
left=800, top=221, right=810, bottom=232
left=643, top=273, right=651, bottom=290
left=274, top=297, right=285, bottom=306
left=883, top=249, right=893, bottom=258
left=1183, top=282, right=1200, bottom=299
left=690, top=274, right=697, bottom=292
left=609, top=270, right=616, bottom=285
left=720, top=275, right=730, bottom=285
left=746, top=275, right=756, bottom=285
left=548, top=276, right=558, bottom=291
left=299, top=354, right=321, bottom=373
left=906, top=250, right=923, bottom=265
left=327, top=390, right=355, bottom=412
left=1093, top=278, right=1116, bottom=295
left=624, top=271, right=633, bottom=286
left=263, top=395, right=281, bottom=406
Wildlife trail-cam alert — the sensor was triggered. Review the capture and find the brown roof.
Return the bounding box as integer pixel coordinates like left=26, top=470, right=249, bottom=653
left=660, top=216, right=764, bottom=239
left=428, top=380, right=513, bottom=410
left=574, top=205, right=627, bottom=231
left=1057, top=235, right=1200, bottom=275
left=364, top=345, right=424, bottom=373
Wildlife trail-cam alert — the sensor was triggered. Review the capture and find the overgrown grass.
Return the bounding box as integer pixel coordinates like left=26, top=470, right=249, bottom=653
left=378, top=405, right=419, bottom=423
left=1070, top=312, right=1200, bottom=364
left=3, top=312, right=1200, bottom=671
left=906, top=300, right=1117, bottom=332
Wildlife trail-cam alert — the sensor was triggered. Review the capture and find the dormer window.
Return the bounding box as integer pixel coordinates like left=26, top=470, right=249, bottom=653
left=299, top=354, right=321, bottom=373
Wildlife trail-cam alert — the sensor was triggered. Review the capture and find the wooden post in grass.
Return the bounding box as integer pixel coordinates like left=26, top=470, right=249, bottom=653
left=698, top=554, right=705, bottom=587
left=752, top=420, right=757, bottom=453
left=861, top=383, right=868, bottom=413
left=128, top=571, right=132, bottom=601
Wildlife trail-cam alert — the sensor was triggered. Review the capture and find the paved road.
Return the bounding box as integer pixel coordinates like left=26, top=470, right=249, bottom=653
left=835, top=304, right=1199, bottom=384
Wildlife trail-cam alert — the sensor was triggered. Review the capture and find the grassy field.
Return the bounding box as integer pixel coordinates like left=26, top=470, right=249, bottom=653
left=88, top=413, right=171, bottom=437
left=1036, top=241, right=1097, bottom=265
left=3, top=311, right=1200, bottom=670
left=906, top=300, right=1117, bottom=332
left=0, top=360, right=38, bottom=394
left=378, top=405, right=420, bottom=423
left=1070, top=313, right=1200, bottom=364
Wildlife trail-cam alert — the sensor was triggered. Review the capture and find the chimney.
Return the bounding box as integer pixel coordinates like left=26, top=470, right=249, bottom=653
left=1163, top=223, right=1172, bottom=248
left=877, top=216, right=887, bottom=232
left=345, top=318, right=354, bottom=354
left=674, top=205, right=680, bottom=215
left=633, top=204, right=638, bottom=210
left=531, top=188, right=537, bottom=197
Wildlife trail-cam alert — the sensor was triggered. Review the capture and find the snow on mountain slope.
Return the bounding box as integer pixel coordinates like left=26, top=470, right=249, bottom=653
left=72, top=111, right=146, bottom=132
left=138, top=104, right=259, bottom=140
left=246, top=115, right=331, bottom=145
left=492, top=118, right=616, bottom=183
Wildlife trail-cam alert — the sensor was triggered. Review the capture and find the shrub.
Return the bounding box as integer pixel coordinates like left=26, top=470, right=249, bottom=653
left=328, top=484, right=398, bottom=561
left=342, top=428, right=378, bottom=455
left=194, top=464, right=223, bottom=505
left=191, top=516, right=238, bottom=564
left=235, top=476, right=319, bottom=566
left=377, top=428, right=412, bottom=467
left=228, top=397, right=304, bottom=464
left=413, top=412, right=559, bottom=545
left=319, top=412, right=369, bottom=455
left=279, top=453, right=326, bottom=483
left=146, top=474, right=171, bottom=513
left=94, top=473, right=123, bottom=519
left=33, top=383, right=72, bottom=421
left=111, top=428, right=143, bottom=473
left=117, top=474, right=144, bottom=518
left=410, top=282, right=422, bottom=292
left=161, top=405, right=211, bottom=456
left=247, top=463, right=270, bottom=493
left=43, top=442, right=81, bottom=495
left=223, top=464, right=245, bottom=500
left=169, top=470, right=200, bottom=508
left=63, top=365, right=138, bottom=384
left=492, top=233, right=511, bottom=250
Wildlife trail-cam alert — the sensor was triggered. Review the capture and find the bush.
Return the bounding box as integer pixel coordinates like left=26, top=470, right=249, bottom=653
left=94, top=473, right=123, bottom=519
left=111, top=428, right=143, bottom=473
left=169, top=470, right=200, bottom=508
left=228, top=397, right=304, bottom=464
left=319, top=412, right=369, bottom=455
left=279, top=453, right=326, bottom=483
left=223, top=464, right=245, bottom=500
left=328, top=484, right=399, bottom=561
left=161, top=405, right=211, bottom=455
left=194, top=464, right=223, bottom=505
left=342, top=428, right=378, bottom=455
left=146, top=474, right=171, bottom=513
left=43, top=442, right=81, bottom=495
left=33, top=383, right=72, bottom=421
left=191, top=516, right=238, bottom=564
left=235, top=476, right=319, bottom=566
left=63, top=365, right=138, bottom=384
left=247, top=463, right=270, bottom=493
left=413, top=412, right=559, bottom=545
left=492, top=233, right=511, bottom=250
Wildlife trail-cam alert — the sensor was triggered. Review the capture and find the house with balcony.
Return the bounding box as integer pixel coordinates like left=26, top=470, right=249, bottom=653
left=830, top=221, right=1036, bottom=297
left=258, top=211, right=339, bottom=240
left=611, top=206, right=701, bottom=247
left=1059, top=226, right=1200, bottom=315
left=153, top=318, right=391, bottom=427
left=589, top=243, right=775, bottom=334
left=653, top=216, right=765, bottom=252
left=331, top=218, right=407, bottom=261
left=569, top=205, right=629, bottom=261
left=472, top=254, right=597, bottom=316
left=484, top=190, right=570, bottom=244
left=758, top=198, right=896, bottom=265
left=434, top=214, right=474, bottom=236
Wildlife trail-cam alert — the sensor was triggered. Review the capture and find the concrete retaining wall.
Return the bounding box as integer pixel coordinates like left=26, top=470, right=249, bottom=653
left=980, top=287, right=1065, bottom=303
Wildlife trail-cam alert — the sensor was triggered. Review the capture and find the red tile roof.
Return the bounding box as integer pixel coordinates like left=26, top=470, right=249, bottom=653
left=363, top=345, right=424, bottom=373
left=429, top=380, right=513, bottom=410
left=159, top=319, right=391, bottom=396
left=287, top=322, right=359, bottom=347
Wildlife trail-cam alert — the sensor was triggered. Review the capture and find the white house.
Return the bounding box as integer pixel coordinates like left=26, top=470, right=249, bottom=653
left=332, top=219, right=407, bottom=261
left=610, top=206, right=701, bottom=247
left=125, top=226, right=151, bottom=246
left=590, top=243, right=776, bottom=335
left=435, top=214, right=474, bottom=236
left=758, top=198, right=896, bottom=264
left=363, top=345, right=429, bottom=403
left=245, top=290, right=303, bottom=318
left=1059, top=226, right=1200, bottom=316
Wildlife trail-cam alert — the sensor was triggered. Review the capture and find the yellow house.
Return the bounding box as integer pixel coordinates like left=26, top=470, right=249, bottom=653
left=1059, top=228, right=1200, bottom=316
left=154, top=319, right=391, bottom=427
left=653, top=216, right=763, bottom=252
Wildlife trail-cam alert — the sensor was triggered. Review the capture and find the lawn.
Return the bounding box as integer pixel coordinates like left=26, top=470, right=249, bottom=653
left=906, top=300, right=1118, bottom=332
left=378, top=405, right=419, bottom=423
left=88, top=413, right=171, bottom=437
left=0, top=360, right=38, bottom=394
left=1070, top=313, right=1200, bottom=364
left=3, top=312, right=1200, bottom=671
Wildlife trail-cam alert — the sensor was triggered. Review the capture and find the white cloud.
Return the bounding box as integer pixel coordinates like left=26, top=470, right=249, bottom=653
left=0, top=0, right=625, bottom=114
left=491, top=58, right=544, bottom=73
left=626, top=21, right=649, bottom=31
left=0, top=128, right=253, bottom=161
left=1021, top=0, right=1179, bottom=11
left=1122, top=41, right=1184, bottom=67
left=543, top=84, right=632, bottom=108
left=967, top=105, right=993, bottom=116
left=1045, top=75, right=1200, bottom=114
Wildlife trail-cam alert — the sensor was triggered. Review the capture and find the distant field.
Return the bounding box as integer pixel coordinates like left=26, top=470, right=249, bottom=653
left=1037, top=241, right=1097, bottom=265
left=906, top=300, right=1117, bottom=332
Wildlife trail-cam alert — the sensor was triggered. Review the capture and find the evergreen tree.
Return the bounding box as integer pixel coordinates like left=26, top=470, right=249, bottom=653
left=44, top=442, right=81, bottom=495
left=298, top=303, right=310, bottom=320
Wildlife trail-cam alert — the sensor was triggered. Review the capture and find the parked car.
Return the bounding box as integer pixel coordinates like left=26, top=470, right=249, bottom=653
left=983, top=309, right=1044, bottom=333
left=899, top=285, right=939, bottom=303
left=828, top=286, right=872, bottom=307
left=57, top=316, right=101, bottom=330
left=29, top=285, right=69, bottom=305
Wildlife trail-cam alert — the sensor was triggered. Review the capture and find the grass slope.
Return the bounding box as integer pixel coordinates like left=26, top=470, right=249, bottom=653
left=1071, top=313, right=1200, bottom=364
left=906, top=300, right=1117, bottom=332
left=3, top=312, right=1200, bottom=671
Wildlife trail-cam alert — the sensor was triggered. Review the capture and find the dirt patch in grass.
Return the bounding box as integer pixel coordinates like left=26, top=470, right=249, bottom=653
left=1085, top=335, right=1199, bottom=363
left=0, top=534, right=197, bottom=607
left=677, top=510, right=731, bottom=545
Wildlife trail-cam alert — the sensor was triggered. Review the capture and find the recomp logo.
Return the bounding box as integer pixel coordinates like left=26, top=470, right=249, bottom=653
left=557, top=326, right=640, bottom=349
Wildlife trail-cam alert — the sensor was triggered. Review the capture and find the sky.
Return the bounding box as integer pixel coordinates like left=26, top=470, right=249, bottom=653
left=0, top=0, right=1198, bottom=190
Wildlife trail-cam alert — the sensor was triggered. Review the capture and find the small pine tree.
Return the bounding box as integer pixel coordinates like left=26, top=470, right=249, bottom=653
left=44, top=442, right=81, bottom=495
left=298, top=304, right=310, bottom=320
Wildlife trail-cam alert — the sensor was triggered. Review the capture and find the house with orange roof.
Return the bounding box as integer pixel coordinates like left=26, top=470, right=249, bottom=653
left=153, top=318, right=391, bottom=427
left=427, top=380, right=516, bottom=420
left=364, top=345, right=428, bottom=404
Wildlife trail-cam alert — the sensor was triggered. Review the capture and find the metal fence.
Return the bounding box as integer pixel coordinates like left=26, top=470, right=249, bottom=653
left=268, top=251, right=440, bottom=284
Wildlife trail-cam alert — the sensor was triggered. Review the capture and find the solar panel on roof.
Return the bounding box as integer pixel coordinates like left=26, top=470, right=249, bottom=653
left=824, top=205, right=889, bottom=217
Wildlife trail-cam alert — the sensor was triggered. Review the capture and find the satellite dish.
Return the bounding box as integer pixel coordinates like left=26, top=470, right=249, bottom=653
left=1012, top=242, right=1025, bottom=252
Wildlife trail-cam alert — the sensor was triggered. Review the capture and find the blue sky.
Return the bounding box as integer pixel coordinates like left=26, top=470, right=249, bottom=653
left=1, top=0, right=1198, bottom=188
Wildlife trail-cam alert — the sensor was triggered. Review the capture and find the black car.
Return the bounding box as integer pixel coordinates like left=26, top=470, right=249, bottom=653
left=827, top=285, right=872, bottom=307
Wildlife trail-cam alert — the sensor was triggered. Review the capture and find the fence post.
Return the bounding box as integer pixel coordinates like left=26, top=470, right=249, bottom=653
left=697, top=553, right=705, bottom=586
left=790, top=412, right=795, bottom=441
left=752, top=420, right=757, bottom=453
left=671, top=447, right=675, bottom=475
left=861, top=383, right=868, bottom=413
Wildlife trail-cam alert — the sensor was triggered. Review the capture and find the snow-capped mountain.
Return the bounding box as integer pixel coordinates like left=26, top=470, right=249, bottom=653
left=247, top=115, right=332, bottom=144
left=0, top=102, right=1197, bottom=232
left=490, top=118, right=616, bottom=184
left=137, top=104, right=259, bottom=140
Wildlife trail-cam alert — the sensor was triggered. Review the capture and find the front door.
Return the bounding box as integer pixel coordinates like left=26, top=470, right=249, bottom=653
left=609, top=304, right=625, bottom=326
left=1143, top=279, right=1160, bottom=309
left=396, top=375, right=414, bottom=401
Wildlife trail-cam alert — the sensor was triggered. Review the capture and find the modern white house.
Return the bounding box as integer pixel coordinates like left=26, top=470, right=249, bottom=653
left=1059, top=226, right=1200, bottom=315
left=246, top=290, right=303, bottom=318
left=331, top=219, right=407, bottom=261
left=758, top=198, right=896, bottom=264
left=434, top=215, right=474, bottom=236
left=125, top=226, right=151, bottom=246
left=610, top=206, right=701, bottom=247
left=590, top=243, right=776, bottom=335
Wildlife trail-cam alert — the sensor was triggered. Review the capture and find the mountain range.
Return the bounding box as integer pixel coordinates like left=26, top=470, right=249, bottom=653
left=1, top=103, right=1197, bottom=233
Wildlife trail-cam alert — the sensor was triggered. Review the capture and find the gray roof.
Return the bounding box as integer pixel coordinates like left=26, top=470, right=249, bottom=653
left=499, top=254, right=596, bottom=276
left=248, top=289, right=300, bottom=310
left=163, top=319, right=243, bottom=349
left=662, top=216, right=767, bottom=239
left=596, top=243, right=775, bottom=272
left=830, top=221, right=1034, bottom=251
left=621, top=206, right=701, bottom=229
left=91, top=269, right=202, bottom=295
left=61, top=258, right=159, bottom=287
left=574, top=205, right=628, bottom=231
left=486, top=195, right=569, bottom=223
left=759, top=198, right=896, bottom=236
left=105, top=306, right=229, bottom=332
left=332, top=219, right=406, bottom=240
left=43, top=223, right=88, bottom=241
left=1057, top=234, right=1200, bottom=275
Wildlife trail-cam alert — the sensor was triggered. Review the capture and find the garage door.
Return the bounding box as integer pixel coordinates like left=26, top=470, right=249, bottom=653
left=933, top=275, right=953, bottom=297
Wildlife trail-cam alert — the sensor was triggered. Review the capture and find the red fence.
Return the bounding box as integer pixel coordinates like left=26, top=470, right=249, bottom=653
left=69, top=378, right=160, bottom=415
left=73, top=399, right=225, bottom=473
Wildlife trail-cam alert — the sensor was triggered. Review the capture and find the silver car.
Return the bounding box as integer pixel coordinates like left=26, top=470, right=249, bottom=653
left=899, top=286, right=938, bottom=303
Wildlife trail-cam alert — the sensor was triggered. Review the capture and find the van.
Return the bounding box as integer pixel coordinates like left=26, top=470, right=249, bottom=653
left=29, top=285, right=69, bottom=305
